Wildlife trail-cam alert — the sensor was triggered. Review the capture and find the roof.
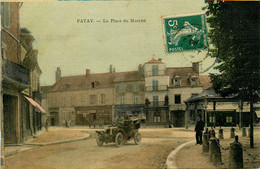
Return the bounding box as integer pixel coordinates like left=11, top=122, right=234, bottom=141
left=167, top=67, right=198, bottom=86
left=113, top=71, right=144, bottom=83
left=145, top=58, right=164, bottom=64
left=198, top=75, right=212, bottom=89
left=185, top=87, right=221, bottom=102
left=50, top=71, right=144, bottom=92
left=40, top=86, right=52, bottom=93
left=51, top=73, right=114, bottom=92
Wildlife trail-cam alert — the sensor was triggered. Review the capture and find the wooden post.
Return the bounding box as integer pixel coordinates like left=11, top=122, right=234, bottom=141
left=204, top=98, right=208, bottom=128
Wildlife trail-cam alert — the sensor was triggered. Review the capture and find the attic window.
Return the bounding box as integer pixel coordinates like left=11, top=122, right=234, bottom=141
left=173, top=76, right=180, bottom=86
left=91, top=82, right=95, bottom=88
left=190, top=76, right=198, bottom=86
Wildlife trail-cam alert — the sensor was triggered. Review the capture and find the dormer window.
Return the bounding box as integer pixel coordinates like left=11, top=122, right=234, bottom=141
left=173, top=76, right=180, bottom=86
left=190, top=76, right=198, bottom=86
left=91, top=82, right=95, bottom=88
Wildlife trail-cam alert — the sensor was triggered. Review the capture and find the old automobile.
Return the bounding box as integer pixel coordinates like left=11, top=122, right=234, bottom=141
left=95, top=117, right=141, bottom=147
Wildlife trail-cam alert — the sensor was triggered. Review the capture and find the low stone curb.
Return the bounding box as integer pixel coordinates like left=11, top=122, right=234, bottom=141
left=5, top=134, right=91, bottom=157
left=25, top=134, right=91, bottom=146
left=165, top=140, right=195, bottom=169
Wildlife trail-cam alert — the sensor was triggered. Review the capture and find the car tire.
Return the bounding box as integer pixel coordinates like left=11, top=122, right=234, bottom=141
left=134, top=132, right=141, bottom=145
left=96, top=134, right=104, bottom=146
left=115, top=132, right=123, bottom=147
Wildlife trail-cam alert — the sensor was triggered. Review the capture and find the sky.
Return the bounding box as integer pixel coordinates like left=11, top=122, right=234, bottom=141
left=20, top=0, right=216, bottom=86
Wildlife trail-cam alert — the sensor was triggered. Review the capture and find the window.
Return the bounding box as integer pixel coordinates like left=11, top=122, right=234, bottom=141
left=152, top=65, right=158, bottom=76
left=132, top=83, right=139, bottom=92
left=154, top=116, right=160, bottom=123
left=209, top=116, right=215, bottom=123
left=174, top=78, right=180, bottom=86
left=118, top=84, right=125, bottom=92
left=133, top=96, right=139, bottom=104
left=190, top=76, right=198, bottom=86
left=120, top=96, right=125, bottom=105
left=175, top=94, right=181, bottom=104
left=152, top=80, right=158, bottom=91
left=226, top=117, right=232, bottom=123
left=1, top=2, right=10, bottom=27
left=153, top=95, right=158, bottom=106
left=91, top=82, right=95, bottom=88
left=101, top=94, right=106, bottom=104
left=89, top=95, right=97, bottom=104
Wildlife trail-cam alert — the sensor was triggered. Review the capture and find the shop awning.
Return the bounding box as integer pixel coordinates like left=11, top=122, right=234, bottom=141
left=24, top=96, right=46, bottom=113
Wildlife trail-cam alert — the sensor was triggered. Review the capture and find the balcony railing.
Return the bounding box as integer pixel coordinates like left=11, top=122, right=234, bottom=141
left=3, top=60, right=30, bottom=85
left=145, top=85, right=168, bottom=92
left=147, top=101, right=169, bottom=107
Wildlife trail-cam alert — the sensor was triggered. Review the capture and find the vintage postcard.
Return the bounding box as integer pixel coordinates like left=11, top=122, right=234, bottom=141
left=1, top=0, right=259, bottom=169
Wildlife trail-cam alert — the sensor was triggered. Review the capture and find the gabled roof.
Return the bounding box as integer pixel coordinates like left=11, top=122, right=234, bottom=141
left=167, top=67, right=198, bottom=86
left=50, top=70, right=144, bottom=92
left=145, top=58, right=164, bottom=64
left=51, top=73, right=114, bottom=92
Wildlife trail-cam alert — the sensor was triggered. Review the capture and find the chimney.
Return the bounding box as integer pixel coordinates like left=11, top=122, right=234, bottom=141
left=158, top=58, right=162, bottom=62
left=55, top=67, right=61, bottom=82
left=138, top=64, right=143, bottom=73
left=192, top=62, right=199, bottom=74
left=86, top=69, right=90, bottom=75
left=109, top=65, right=113, bottom=73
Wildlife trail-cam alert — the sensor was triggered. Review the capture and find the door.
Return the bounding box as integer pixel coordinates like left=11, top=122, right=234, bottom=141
left=3, top=94, right=18, bottom=144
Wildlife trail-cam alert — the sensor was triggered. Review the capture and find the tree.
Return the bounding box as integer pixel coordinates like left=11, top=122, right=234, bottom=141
left=204, top=1, right=260, bottom=148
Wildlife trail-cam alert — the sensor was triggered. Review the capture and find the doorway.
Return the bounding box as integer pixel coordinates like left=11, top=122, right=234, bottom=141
left=3, top=94, right=18, bottom=144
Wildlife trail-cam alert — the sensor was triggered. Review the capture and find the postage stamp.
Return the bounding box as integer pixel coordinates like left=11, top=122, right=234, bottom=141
left=163, top=13, right=209, bottom=53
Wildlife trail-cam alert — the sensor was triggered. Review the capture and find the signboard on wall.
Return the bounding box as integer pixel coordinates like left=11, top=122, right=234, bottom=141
left=163, top=13, right=208, bottom=53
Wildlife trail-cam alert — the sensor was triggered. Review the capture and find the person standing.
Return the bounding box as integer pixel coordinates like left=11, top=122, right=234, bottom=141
left=195, top=117, right=205, bottom=144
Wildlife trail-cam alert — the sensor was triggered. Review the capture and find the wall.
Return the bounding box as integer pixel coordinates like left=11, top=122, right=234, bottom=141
left=114, top=81, right=145, bottom=105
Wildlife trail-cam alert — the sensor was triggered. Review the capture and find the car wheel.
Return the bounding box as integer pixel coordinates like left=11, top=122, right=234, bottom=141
left=134, top=132, right=141, bottom=145
left=115, top=133, right=123, bottom=147
left=96, top=134, right=104, bottom=146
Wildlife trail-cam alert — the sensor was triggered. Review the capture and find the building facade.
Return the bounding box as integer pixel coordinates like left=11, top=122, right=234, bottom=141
left=43, top=58, right=210, bottom=127
left=143, top=58, right=169, bottom=125
left=1, top=2, right=44, bottom=148
left=113, top=71, right=145, bottom=121
left=47, top=68, right=115, bottom=126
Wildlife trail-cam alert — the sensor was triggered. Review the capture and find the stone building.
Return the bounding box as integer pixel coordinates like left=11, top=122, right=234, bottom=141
left=20, top=28, right=44, bottom=135
left=1, top=2, right=29, bottom=146
left=1, top=2, right=44, bottom=149
left=166, top=62, right=203, bottom=127
left=47, top=68, right=115, bottom=126
left=1, top=2, right=45, bottom=167
left=113, top=70, right=145, bottom=120
left=43, top=58, right=211, bottom=127
left=143, top=58, right=169, bottom=124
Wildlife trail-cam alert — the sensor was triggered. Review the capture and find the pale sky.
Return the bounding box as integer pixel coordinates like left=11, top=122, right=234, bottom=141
left=21, top=0, right=216, bottom=86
